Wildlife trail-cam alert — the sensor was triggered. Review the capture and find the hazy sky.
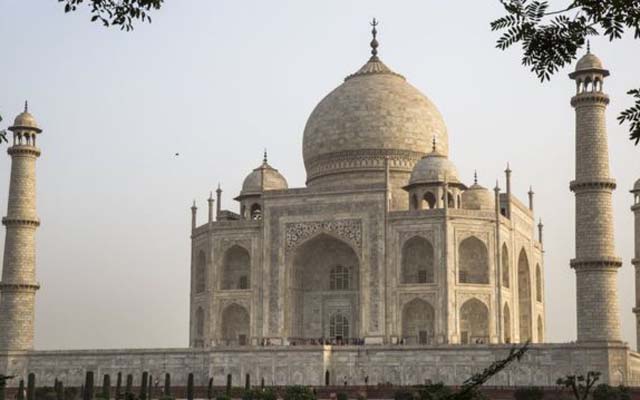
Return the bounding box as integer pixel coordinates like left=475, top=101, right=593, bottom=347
left=1, top=1, right=639, bottom=350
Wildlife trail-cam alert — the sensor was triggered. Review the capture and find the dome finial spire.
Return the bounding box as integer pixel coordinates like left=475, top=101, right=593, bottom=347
left=370, top=18, right=379, bottom=58
left=263, top=148, right=268, bottom=164
left=24, top=100, right=28, bottom=113
left=474, top=170, right=478, bottom=185
left=587, top=40, right=591, bottom=54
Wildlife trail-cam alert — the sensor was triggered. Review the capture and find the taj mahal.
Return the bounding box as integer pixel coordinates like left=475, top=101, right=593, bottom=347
left=2, top=23, right=640, bottom=388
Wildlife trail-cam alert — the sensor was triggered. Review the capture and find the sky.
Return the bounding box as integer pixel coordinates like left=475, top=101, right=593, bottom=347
left=0, top=1, right=638, bottom=350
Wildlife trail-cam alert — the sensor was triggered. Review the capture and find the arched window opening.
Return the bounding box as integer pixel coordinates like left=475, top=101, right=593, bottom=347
left=503, top=303, right=511, bottom=344
left=196, top=307, right=204, bottom=337
left=518, top=249, right=532, bottom=342
left=223, top=245, right=251, bottom=290
left=402, top=299, right=435, bottom=345
left=501, top=244, right=510, bottom=288
left=458, top=236, right=489, bottom=284
left=424, top=192, right=436, bottom=209
left=442, top=191, right=454, bottom=208
left=329, top=313, right=349, bottom=340
left=250, top=203, right=262, bottom=220
left=460, top=299, right=489, bottom=344
left=537, top=315, right=544, bottom=342
left=535, top=264, right=542, bottom=302
left=401, top=236, right=434, bottom=284
left=221, top=303, right=250, bottom=346
left=195, top=251, right=206, bottom=293
left=330, top=265, right=352, bottom=290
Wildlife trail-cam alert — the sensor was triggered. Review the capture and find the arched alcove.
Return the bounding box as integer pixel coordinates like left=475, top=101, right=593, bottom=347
left=518, top=249, right=532, bottom=342
left=535, top=264, right=542, bottom=302
left=401, top=236, right=434, bottom=284
left=195, top=251, right=206, bottom=293
left=460, top=298, right=489, bottom=344
left=458, top=236, right=489, bottom=284
left=537, top=315, right=544, bottom=343
left=503, top=303, right=511, bottom=344
left=290, top=234, right=359, bottom=339
left=222, top=245, right=251, bottom=290
left=501, top=243, right=509, bottom=288
left=221, top=303, right=249, bottom=345
left=424, top=192, right=436, bottom=209
left=250, top=203, right=262, bottom=220
left=329, top=312, right=350, bottom=340
left=401, top=298, right=435, bottom=344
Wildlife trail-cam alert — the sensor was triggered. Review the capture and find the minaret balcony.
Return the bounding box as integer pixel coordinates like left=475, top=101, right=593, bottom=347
left=7, top=145, right=41, bottom=157
left=569, top=178, right=617, bottom=192
left=1, top=217, right=40, bottom=227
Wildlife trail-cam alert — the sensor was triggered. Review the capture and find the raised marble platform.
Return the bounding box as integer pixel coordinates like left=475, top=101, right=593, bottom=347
left=1, top=342, right=639, bottom=388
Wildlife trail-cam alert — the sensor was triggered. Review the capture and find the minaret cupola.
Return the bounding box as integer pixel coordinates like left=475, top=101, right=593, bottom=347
left=235, top=150, right=288, bottom=220
left=404, top=139, right=464, bottom=210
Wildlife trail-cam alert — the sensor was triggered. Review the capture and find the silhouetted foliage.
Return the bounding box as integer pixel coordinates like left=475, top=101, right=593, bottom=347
left=283, top=386, right=315, bottom=400
left=592, top=383, right=631, bottom=400
left=35, top=387, right=58, bottom=400
left=0, top=375, right=14, bottom=400
left=556, top=371, right=600, bottom=400
left=417, top=383, right=452, bottom=400
left=513, top=387, right=544, bottom=400
left=491, top=0, right=640, bottom=145
left=0, top=114, right=7, bottom=145
left=57, top=0, right=163, bottom=31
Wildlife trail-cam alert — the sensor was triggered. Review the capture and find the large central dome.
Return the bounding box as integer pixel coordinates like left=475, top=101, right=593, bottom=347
left=302, top=41, right=448, bottom=209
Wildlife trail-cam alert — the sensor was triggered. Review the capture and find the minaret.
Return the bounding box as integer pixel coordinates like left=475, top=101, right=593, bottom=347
left=569, top=49, right=622, bottom=342
left=0, top=103, right=42, bottom=350
left=631, top=179, right=640, bottom=350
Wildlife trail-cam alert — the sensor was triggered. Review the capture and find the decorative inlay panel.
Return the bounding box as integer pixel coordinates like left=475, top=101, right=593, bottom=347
left=285, top=219, right=362, bottom=253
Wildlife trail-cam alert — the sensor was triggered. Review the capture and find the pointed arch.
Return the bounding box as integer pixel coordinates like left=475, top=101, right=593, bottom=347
left=250, top=203, right=262, bottom=220
left=537, top=315, right=544, bottom=342
left=503, top=303, right=511, bottom=344
left=195, top=251, right=206, bottom=293
left=329, top=312, right=350, bottom=340
left=401, top=298, right=435, bottom=344
left=535, top=263, right=542, bottom=302
left=401, top=236, right=434, bottom=284
left=195, top=307, right=204, bottom=337
left=221, top=303, right=249, bottom=345
left=458, top=236, right=489, bottom=284
left=501, top=243, right=509, bottom=288
left=424, top=191, right=436, bottom=209
left=290, top=233, right=359, bottom=339
left=460, top=298, right=489, bottom=344
left=222, top=245, right=251, bottom=290
left=518, top=249, right=532, bottom=342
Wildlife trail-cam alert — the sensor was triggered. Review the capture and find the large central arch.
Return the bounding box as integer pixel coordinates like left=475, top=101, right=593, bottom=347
left=289, top=233, right=360, bottom=339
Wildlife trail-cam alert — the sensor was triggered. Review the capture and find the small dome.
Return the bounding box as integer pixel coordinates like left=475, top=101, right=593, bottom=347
left=240, top=159, right=288, bottom=197
left=633, top=178, right=640, bottom=192
left=408, top=152, right=460, bottom=186
left=576, top=52, right=604, bottom=71
left=461, top=183, right=495, bottom=211
left=9, top=103, right=41, bottom=133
